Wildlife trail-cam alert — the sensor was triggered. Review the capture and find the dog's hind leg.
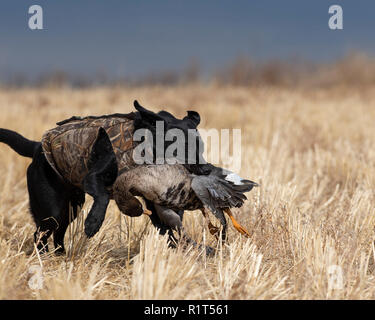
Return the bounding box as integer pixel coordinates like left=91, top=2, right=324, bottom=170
left=52, top=206, right=70, bottom=254
left=27, top=145, right=71, bottom=253
left=53, top=188, right=85, bottom=254
left=83, top=128, right=118, bottom=238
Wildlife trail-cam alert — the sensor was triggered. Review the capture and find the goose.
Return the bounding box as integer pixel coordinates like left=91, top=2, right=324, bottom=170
left=113, top=163, right=258, bottom=241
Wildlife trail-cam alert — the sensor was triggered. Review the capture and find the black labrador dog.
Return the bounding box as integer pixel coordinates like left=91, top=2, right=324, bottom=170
left=0, top=102, right=211, bottom=254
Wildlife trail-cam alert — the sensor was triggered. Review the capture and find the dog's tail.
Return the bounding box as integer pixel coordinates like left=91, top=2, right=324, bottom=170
left=0, top=129, right=40, bottom=158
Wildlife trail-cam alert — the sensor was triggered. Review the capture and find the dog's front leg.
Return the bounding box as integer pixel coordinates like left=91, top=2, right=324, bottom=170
left=83, top=173, right=111, bottom=238
left=83, top=127, right=118, bottom=238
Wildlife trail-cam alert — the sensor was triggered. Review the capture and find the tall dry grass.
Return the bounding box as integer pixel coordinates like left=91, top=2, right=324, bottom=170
left=1, top=84, right=375, bottom=299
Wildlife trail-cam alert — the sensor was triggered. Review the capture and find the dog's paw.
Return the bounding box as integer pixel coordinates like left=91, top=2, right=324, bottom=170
left=84, top=216, right=103, bottom=238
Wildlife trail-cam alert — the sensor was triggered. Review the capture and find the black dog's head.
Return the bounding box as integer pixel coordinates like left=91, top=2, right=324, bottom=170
left=134, top=100, right=200, bottom=129
left=133, top=100, right=210, bottom=175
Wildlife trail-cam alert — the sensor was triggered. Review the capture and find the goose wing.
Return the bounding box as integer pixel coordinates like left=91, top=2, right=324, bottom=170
left=191, top=175, right=227, bottom=224
left=192, top=174, right=258, bottom=211
left=191, top=172, right=258, bottom=237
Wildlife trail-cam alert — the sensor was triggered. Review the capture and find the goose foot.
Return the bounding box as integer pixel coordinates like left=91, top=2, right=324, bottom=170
left=224, top=209, right=251, bottom=238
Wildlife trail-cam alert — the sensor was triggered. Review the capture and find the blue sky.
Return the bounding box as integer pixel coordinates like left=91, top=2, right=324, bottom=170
left=0, top=0, right=374, bottom=80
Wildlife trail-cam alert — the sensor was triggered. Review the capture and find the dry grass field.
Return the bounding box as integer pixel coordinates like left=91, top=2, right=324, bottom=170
left=1, top=84, right=375, bottom=299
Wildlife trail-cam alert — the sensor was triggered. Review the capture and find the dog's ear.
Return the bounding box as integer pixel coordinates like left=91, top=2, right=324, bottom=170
left=134, top=100, right=164, bottom=123
left=184, top=111, right=201, bottom=127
